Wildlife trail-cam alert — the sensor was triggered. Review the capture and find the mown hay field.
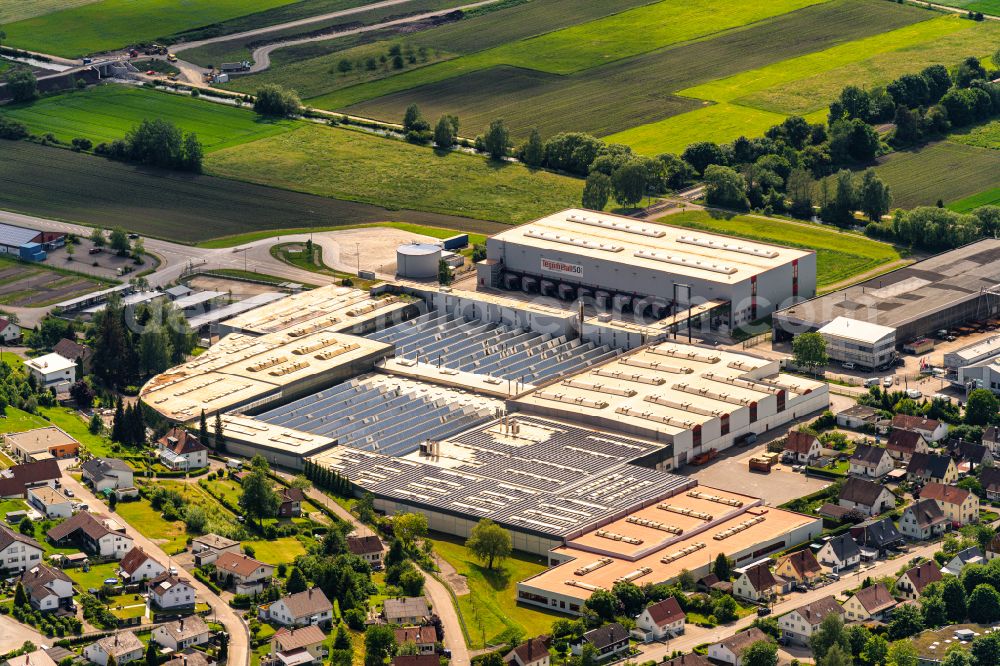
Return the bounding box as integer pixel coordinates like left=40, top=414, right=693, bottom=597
left=0, top=0, right=99, bottom=24
left=0, top=85, right=295, bottom=150
left=874, top=141, right=1000, bottom=209
left=204, top=123, right=585, bottom=225
left=1, top=0, right=298, bottom=57
left=329, top=0, right=924, bottom=138
left=662, top=210, right=902, bottom=288
left=949, top=189, right=1000, bottom=213
left=0, top=141, right=505, bottom=243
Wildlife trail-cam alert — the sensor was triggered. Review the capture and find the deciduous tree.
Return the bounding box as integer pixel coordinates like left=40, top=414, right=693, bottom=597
left=465, top=518, right=512, bottom=570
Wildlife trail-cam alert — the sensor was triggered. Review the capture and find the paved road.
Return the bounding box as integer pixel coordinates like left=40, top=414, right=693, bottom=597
left=172, top=0, right=424, bottom=54
left=0, top=613, right=46, bottom=654
left=57, top=460, right=251, bottom=666
left=239, top=0, right=499, bottom=73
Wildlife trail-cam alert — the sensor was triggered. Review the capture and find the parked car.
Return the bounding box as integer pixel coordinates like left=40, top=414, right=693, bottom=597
left=865, top=378, right=880, bottom=388
left=64, top=488, right=74, bottom=497
left=843, top=362, right=855, bottom=370
left=128, top=233, right=139, bottom=239
left=882, top=377, right=893, bottom=388
left=907, top=389, right=923, bottom=399
left=757, top=606, right=771, bottom=616
left=88, top=247, right=102, bottom=254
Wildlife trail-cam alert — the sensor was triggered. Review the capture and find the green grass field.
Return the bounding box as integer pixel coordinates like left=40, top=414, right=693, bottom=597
left=332, top=0, right=926, bottom=139
left=933, top=0, right=1000, bottom=13
left=244, top=536, right=308, bottom=565
left=874, top=140, right=1000, bottom=209
left=1, top=0, right=301, bottom=57
left=949, top=188, right=1000, bottom=212
left=205, top=124, right=585, bottom=225
left=0, top=141, right=505, bottom=243
left=949, top=119, right=1000, bottom=151
left=198, top=221, right=486, bottom=248
left=0, top=86, right=295, bottom=151
left=0, top=0, right=99, bottom=23
left=662, top=210, right=902, bottom=287
left=115, top=500, right=188, bottom=553
left=429, top=532, right=559, bottom=649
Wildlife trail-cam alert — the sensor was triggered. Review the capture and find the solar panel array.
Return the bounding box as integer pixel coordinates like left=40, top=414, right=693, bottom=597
left=315, top=415, right=689, bottom=537
left=368, top=311, right=620, bottom=384
left=256, top=375, right=498, bottom=457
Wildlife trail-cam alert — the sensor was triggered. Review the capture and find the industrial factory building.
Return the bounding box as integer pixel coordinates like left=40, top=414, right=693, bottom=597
left=773, top=239, right=1000, bottom=345
left=478, top=209, right=816, bottom=330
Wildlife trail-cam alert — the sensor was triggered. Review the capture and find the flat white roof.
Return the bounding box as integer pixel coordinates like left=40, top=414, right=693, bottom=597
left=25, top=352, right=76, bottom=375
left=491, top=209, right=811, bottom=283
left=950, top=335, right=1000, bottom=363
left=818, top=316, right=896, bottom=344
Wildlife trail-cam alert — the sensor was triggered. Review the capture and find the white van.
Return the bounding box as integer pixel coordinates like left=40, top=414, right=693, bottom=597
left=226, top=458, right=243, bottom=470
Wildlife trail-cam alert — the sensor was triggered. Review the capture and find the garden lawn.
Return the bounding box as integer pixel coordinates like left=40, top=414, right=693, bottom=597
left=948, top=188, right=1000, bottom=213
left=243, top=536, right=308, bottom=565
left=40, top=406, right=116, bottom=456
left=661, top=210, right=901, bottom=288
left=0, top=86, right=296, bottom=151
left=2, top=0, right=300, bottom=57
left=0, top=407, right=48, bottom=434
left=115, top=499, right=187, bottom=554
left=429, top=532, right=559, bottom=649
left=66, top=561, right=120, bottom=591
left=204, top=124, right=585, bottom=225
left=874, top=141, right=1000, bottom=209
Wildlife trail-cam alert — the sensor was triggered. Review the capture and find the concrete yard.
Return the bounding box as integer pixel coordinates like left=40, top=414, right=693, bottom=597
left=685, top=444, right=831, bottom=506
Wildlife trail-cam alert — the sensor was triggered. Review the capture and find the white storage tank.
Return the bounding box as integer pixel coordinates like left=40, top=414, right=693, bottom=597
left=396, top=243, right=441, bottom=279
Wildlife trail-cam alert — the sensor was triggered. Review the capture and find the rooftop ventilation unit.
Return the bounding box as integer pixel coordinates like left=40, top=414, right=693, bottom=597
left=677, top=234, right=778, bottom=258
left=246, top=356, right=287, bottom=372
left=620, top=356, right=693, bottom=374
left=566, top=213, right=666, bottom=238
left=525, top=228, right=624, bottom=252
left=634, top=249, right=737, bottom=275
left=534, top=390, right=609, bottom=410
left=688, top=490, right=743, bottom=507
left=656, top=503, right=713, bottom=521
left=616, top=567, right=653, bottom=583
left=574, top=558, right=614, bottom=576
left=565, top=580, right=604, bottom=591
left=645, top=394, right=722, bottom=418
left=615, top=405, right=696, bottom=429
left=595, top=529, right=643, bottom=545
left=626, top=516, right=683, bottom=534
left=713, top=515, right=766, bottom=540
left=651, top=345, right=721, bottom=364
left=592, top=367, right=666, bottom=385
left=561, top=378, right=637, bottom=397
left=660, top=542, right=706, bottom=564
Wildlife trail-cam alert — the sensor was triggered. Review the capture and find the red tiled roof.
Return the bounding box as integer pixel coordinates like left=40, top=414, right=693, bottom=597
left=920, top=482, right=971, bottom=505
left=785, top=430, right=818, bottom=455
left=645, top=597, right=684, bottom=627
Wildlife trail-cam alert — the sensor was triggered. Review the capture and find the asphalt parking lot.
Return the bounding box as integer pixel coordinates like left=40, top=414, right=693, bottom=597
left=684, top=444, right=831, bottom=506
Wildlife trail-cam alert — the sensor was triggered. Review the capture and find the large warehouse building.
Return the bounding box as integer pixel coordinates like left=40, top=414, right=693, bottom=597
left=773, top=239, right=1000, bottom=344
left=478, top=209, right=816, bottom=330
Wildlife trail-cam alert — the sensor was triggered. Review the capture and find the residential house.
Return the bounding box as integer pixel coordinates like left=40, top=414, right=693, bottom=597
left=784, top=431, right=822, bottom=464
left=271, top=625, right=328, bottom=666
left=0, top=522, right=44, bottom=573
left=152, top=616, right=210, bottom=652
left=634, top=597, right=685, bottom=641
left=46, top=511, right=134, bottom=559
left=892, top=414, right=949, bottom=443
left=162, top=651, right=212, bottom=666
left=0, top=459, right=61, bottom=498
left=156, top=429, right=208, bottom=471
left=957, top=442, right=993, bottom=469
left=942, top=547, right=984, bottom=576
left=774, top=550, right=822, bottom=587
left=383, top=597, right=430, bottom=625
left=850, top=517, right=905, bottom=557
left=920, top=482, right=980, bottom=525
left=836, top=405, right=884, bottom=430
left=0, top=318, right=22, bottom=344
left=395, top=626, right=438, bottom=656
left=83, top=632, right=144, bottom=666
left=390, top=657, right=438, bottom=666
left=262, top=588, right=333, bottom=628
left=895, top=561, right=942, bottom=601
left=7, top=427, right=79, bottom=463
left=25, top=353, right=76, bottom=391
left=733, top=561, right=782, bottom=603
left=899, top=498, right=950, bottom=540
left=26, top=486, right=72, bottom=519
left=985, top=426, right=999, bottom=456
left=838, top=477, right=896, bottom=516
left=849, top=445, right=894, bottom=479
left=817, top=534, right=861, bottom=572
left=708, top=628, right=772, bottom=666
left=843, top=583, right=896, bottom=622
left=81, top=458, right=134, bottom=492
left=575, top=623, right=629, bottom=662
left=983, top=467, right=1000, bottom=502
left=987, top=534, right=1000, bottom=561
left=906, top=453, right=958, bottom=485
left=886, top=429, right=930, bottom=462
left=696, top=573, right=733, bottom=595
left=2, top=649, right=56, bottom=666
left=191, top=533, right=240, bottom=566
left=53, top=338, right=93, bottom=374
left=778, top=596, right=845, bottom=646
left=347, top=535, right=384, bottom=570
left=19, top=563, right=74, bottom=611
left=278, top=487, right=305, bottom=518
left=661, top=656, right=710, bottom=666
left=214, top=552, right=274, bottom=595
left=148, top=573, right=196, bottom=610
left=118, top=547, right=166, bottom=584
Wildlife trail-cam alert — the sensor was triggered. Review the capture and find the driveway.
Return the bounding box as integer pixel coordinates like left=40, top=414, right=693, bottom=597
left=58, top=461, right=251, bottom=666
